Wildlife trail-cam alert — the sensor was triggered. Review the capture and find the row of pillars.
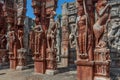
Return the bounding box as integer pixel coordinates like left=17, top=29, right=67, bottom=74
left=0, top=0, right=111, bottom=80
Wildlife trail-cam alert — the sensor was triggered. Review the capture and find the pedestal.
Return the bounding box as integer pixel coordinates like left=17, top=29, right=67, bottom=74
left=34, top=59, right=46, bottom=74
left=45, top=69, right=58, bottom=75
left=10, top=59, right=17, bottom=69
left=46, top=48, right=57, bottom=75
left=16, top=48, right=27, bottom=70
left=94, top=76, right=110, bottom=80
left=76, top=60, right=94, bottom=80
left=94, top=48, right=110, bottom=80
left=60, top=54, right=69, bottom=67
left=33, top=51, right=46, bottom=74
left=9, top=52, right=17, bottom=69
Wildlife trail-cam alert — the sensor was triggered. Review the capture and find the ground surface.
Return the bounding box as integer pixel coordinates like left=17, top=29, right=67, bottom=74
left=0, top=64, right=77, bottom=80
left=0, top=64, right=120, bottom=80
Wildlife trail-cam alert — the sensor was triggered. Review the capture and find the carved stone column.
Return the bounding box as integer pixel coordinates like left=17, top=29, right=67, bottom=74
left=76, top=0, right=94, bottom=80
left=55, top=18, right=61, bottom=62
left=32, top=0, right=46, bottom=74
left=16, top=0, right=27, bottom=70
left=45, top=0, right=58, bottom=75
left=61, top=3, right=69, bottom=67
left=3, top=0, right=17, bottom=69
left=93, top=0, right=111, bottom=80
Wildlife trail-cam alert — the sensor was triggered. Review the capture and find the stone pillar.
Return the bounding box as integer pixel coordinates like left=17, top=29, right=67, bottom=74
left=67, top=2, right=77, bottom=66
left=61, top=26, right=69, bottom=67
left=61, top=3, right=69, bottom=67
left=32, top=0, right=46, bottom=74
left=16, top=0, right=27, bottom=70
left=56, top=18, right=61, bottom=62
left=93, top=0, right=111, bottom=79
left=76, top=0, right=94, bottom=80
left=3, top=0, right=17, bottom=69
left=45, top=0, right=58, bottom=75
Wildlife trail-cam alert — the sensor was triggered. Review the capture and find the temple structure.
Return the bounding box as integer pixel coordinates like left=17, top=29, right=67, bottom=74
left=0, top=0, right=120, bottom=80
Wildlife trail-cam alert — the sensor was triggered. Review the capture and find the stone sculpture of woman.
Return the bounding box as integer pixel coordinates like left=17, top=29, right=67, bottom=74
left=18, top=28, right=24, bottom=49
left=47, top=10, right=57, bottom=51
left=7, top=28, right=16, bottom=52
left=34, top=18, right=43, bottom=53
left=77, top=4, right=93, bottom=59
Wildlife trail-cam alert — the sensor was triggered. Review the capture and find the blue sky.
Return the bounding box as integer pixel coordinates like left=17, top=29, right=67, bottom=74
left=26, top=0, right=75, bottom=19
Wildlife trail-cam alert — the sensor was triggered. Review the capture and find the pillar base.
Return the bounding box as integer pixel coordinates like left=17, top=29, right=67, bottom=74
left=17, top=48, right=27, bottom=70
left=60, top=55, right=69, bottom=67
left=45, top=69, right=58, bottom=75
left=34, top=60, right=46, bottom=74
left=16, top=66, right=27, bottom=70
left=76, top=60, right=94, bottom=80
left=94, top=77, right=110, bottom=80
left=10, top=59, right=17, bottom=70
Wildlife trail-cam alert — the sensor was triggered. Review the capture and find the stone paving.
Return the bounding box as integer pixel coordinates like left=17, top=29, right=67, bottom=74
left=0, top=64, right=120, bottom=80
left=0, top=65, right=77, bottom=80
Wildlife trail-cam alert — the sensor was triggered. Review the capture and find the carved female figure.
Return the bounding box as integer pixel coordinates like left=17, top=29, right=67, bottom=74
left=18, top=28, right=24, bottom=48
left=7, top=28, right=16, bottom=52
left=77, top=5, right=93, bottom=59
left=34, top=18, right=43, bottom=53
left=47, top=11, right=57, bottom=50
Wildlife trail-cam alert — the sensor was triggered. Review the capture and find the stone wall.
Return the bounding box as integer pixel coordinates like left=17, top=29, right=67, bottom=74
left=107, top=0, right=120, bottom=77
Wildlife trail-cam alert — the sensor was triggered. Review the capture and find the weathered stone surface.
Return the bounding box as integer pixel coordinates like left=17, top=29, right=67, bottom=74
left=32, top=0, right=57, bottom=74
left=32, top=0, right=46, bottom=74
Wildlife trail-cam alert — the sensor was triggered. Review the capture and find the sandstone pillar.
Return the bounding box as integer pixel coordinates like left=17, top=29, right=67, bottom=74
left=32, top=0, right=46, bottom=74
left=76, top=0, right=94, bottom=80
left=93, top=0, right=111, bottom=79
left=61, top=3, right=69, bottom=67
left=3, top=0, right=17, bottom=69
left=16, top=0, right=27, bottom=70
left=45, top=0, right=58, bottom=75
